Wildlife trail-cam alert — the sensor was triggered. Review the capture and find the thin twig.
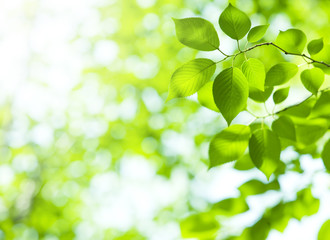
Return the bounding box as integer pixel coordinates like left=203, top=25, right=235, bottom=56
left=234, top=42, right=330, bottom=68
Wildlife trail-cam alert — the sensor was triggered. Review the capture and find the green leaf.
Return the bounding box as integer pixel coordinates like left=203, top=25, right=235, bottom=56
left=291, top=188, right=320, bottom=220
left=300, top=68, right=324, bottom=95
left=249, top=128, right=281, bottom=180
left=180, top=212, right=220, bottom=239
left=273, top=87, right=290, bottom=104
left=272, top=116, right=296, bottom=141
left=167, top=58, right=216, bottom=101
left=213, top=67, right=249, bottom=125
left=247, top=24, right=269, bottom=42
left=308, top=38, right=323, bottom=55
left=274, top=28, right=307, bottom=54
left=219, top=3, right=251, bottom=40
left=312, top=44, right=330, bottom=75
left=249, top=86, right=273, bottom=102
left=212, top=197, right=249, bottom=216
left=173, top=17, right=220, bottom=51
left=321, top=139, right=330, bottom=172
left=250, top=122, right=269, bottom=132
left=234, top=154, right=255, bottom=171
left=239, top=179, right=280, bottom=196
left=265, top=62, right=298, bottom=86
left=294, top=118, right=328, bottom=146
left=247, top=218, right=271, bottom=240
left=278, top=97, right=316, bottom=118
left=209, top=125, right=251, bottom=168
left=197, top=81, right=219, bottom=112
left=309, top=91, right=330, bottom=119
left=318, top=219, right=330, bottom=240
left=267, top=202, right=291, bottom=232
left=242, top=58, right=265, bottom=91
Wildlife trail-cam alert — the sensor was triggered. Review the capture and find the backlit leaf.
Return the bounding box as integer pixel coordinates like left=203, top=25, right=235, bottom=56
left=277, top=97, right=316, bottom=118
left=209, top=125, right=251, bottom=168
left=312, top=44, right=330, bottom=75
left=308, top=38, right=323, bottom=55
left=265, top=62, right=298, bottom=86
left=309, top=90, right=330, bottom=119
left=247, top=24, right=269, bottom=42
left=219, top=4, right=251, bottom=40
left=321, top=139, right=330, bottom=172
left=275, top=28, right=307, bottom=54
left=273, top=87, right=290, bottom=104
left=291, top=188, right=320, bottom=220
left=173, top=17, right=220, bottom=51
left=249, top=86, right=273, bottom=102
left=272, top=116, right=296, bottom=141
left=180, top=212, right=220, bottom=239
left=249, top=128, right=281, bottom=180
left=213, top=67, right=249, bottom=125
left=300, top=68, right=324, bottom=95
left=242, top=58, right=265, bottom=91
left=197, top=81, right=219, bottom=112
left=318, top=219, right=330, bottom=240
left=167, top=58, right=216, bottom=101
left=239, top=179, right=280, bottom=196
left=212, top=197, right=249, bottom=216
left=234, top=154, right=255, bottom=171
left=294, top=118, right=328, bottom=146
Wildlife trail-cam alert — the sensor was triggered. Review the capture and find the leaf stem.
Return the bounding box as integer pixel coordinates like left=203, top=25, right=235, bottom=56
left=217, top=48, right=230, bottom=57
left=237, top=40, right=242, bottom=52
left=245, top=109, right=259, bottom=118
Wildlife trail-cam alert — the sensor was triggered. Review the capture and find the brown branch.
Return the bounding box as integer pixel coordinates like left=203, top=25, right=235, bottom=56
left=235, top=42, right=330, bottom=68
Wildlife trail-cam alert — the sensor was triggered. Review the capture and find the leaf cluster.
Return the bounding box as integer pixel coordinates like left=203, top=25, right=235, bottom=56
left=168, top=4, right=330, bottom=238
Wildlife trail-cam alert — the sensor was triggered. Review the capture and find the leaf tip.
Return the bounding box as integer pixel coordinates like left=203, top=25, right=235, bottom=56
left=165, top=91, right=176, bottom=103
left=226, top=119, right=232, bottom=126
left=165, top=96, right=173, bottom=103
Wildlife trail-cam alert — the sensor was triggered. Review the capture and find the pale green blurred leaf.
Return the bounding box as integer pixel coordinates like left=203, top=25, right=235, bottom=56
left=321, top=139, right=330, bottom=172
left=180, top=213, right=220, bottom=239
left=318, top=219, right=330, bottom=240
left=239, top=179, right=280, bottom=196
left=212, top=197, right=249, bottom=216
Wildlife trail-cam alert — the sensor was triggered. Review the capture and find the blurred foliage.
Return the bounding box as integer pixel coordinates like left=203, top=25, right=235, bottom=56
left=0, top=0, right=329, bottom=239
